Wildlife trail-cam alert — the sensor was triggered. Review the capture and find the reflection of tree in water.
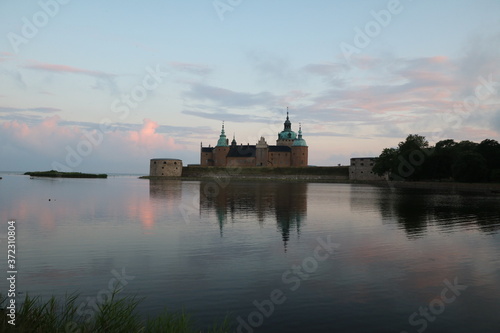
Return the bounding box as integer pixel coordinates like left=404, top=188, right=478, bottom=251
left=393, top=192, right=430, bottom=238
left=377, top=188, right=500, bottom=237
left=432, top=195, right=500, bottom=234
left=199, top=181, right=307, bottom=250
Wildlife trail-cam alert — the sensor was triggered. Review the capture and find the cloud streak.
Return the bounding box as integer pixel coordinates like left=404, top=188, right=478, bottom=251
left=24, top=62, right=115, bottom=79
left=0, top=106, right=62, bottom=113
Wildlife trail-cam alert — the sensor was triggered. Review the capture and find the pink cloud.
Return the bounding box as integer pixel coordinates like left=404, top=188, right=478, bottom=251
left=0, top=117, right=185, bottom=172
left=121, top=118, right=182, bottom=151
left=24, top=61, right=115, bottom=79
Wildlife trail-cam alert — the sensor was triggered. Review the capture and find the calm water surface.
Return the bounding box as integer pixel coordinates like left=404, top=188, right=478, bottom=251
left=0, top=174, right=499, bottom=332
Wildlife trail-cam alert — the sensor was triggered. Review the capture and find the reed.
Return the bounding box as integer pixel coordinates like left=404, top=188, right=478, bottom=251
left=0, top=292, right=232, bottom=333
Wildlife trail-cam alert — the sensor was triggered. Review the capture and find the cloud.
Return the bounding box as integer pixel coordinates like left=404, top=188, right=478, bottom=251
left=0, top=106, right=62, bottom=113
left=0, top=68, right=27, bottom=89
left=0, top=117, right=188, bottom=173
left=247, top=51, right=297, bottom=84
left=24, top=61, right=118, bottom=94
left=183, top=109, right=271, bottom=123
left=24, top=62, right=114, bottom=79
left=184, top=83, right=278, bottom=108
left=170, top=62, right=212, bottom=76
left=0, top=52, right=15, bottom=63
left=302, top=62, right=350, bottom=86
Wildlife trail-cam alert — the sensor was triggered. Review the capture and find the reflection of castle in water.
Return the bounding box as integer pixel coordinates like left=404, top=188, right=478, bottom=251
left=149, top=179, right=183, bottom=200
left=199, top=181, right=308, bottom=250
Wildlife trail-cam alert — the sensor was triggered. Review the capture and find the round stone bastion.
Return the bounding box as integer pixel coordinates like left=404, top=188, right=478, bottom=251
left=149, top=158, right=182, bottom=177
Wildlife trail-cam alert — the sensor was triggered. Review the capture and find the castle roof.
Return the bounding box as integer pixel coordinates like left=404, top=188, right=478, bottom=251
left=278, top=111, right=297, bottom=140
left=216, top=122, right=228, bottom=147
left=292, top=124, right=307, bottom=147
left=227, top=145, right=256, bottom=157
left=269, top=146, right=291, bottom=152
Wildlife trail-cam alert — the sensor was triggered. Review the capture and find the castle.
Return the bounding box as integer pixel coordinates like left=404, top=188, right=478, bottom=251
left=200, top=112, right=308, bottom=167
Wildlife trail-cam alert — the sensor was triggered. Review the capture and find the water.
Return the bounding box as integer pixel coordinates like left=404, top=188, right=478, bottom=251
left=1, top=174, right=499, bottom=332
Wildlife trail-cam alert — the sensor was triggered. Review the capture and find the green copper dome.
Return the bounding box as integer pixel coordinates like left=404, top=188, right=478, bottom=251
left=292, top=125, right=307, bottom=146
left=216, top=122, right=228, bottom=147
left=278, top=112, right=297, bottom=140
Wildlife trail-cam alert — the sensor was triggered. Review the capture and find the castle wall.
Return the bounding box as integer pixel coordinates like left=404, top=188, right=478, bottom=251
left=256, top=147, right=269, bottom=166
left=276, top=139, right=294, bottom=147
left=269, top=152, right=291, bottom=167
left=150, top=159, right=182, bottom=177
left=226, top=157, right=256, bottom=167
left=213, top=147, right=229, bottom=166
left=200, top=151, right=213, bottom=166
left=349, top=157, right=385, bottom=180
left=292, top=146, right=308, bottom=167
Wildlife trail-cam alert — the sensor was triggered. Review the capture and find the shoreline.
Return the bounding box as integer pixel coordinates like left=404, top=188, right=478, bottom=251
left=140, top=175, right=500, bottom=193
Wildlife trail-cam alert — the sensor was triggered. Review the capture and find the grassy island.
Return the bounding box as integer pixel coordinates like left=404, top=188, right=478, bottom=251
left=25, top=170, right=108, bottom=178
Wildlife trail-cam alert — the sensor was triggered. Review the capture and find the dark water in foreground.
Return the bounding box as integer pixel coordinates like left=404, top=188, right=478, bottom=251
left=1, top=174, right=499, bottom=332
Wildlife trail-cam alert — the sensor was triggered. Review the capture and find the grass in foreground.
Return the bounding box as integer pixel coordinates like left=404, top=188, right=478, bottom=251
left=0, top=292, right=232, bottom=333
left=24, top=170, right=108, bottom=178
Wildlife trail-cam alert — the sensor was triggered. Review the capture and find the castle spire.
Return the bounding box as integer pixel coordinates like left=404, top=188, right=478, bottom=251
left=284, top=107, right=291, bottom=131
left=292, top=122, right=307, bottom=147
left=216, top=121, right=228, bottom=147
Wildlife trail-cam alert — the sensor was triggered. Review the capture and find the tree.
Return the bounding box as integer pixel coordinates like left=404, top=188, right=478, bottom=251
left=425, top=139, right=457, bottom=179
left=398, top=134, right=429, bottom=151
left=476, top=139, right=500, bottom=170
left=452, top=152, right=488, bottom=182
left=395, top=134, right=429, bottom=180
left=373, top=134, right=430, bottom=180
left=372, top=147, right=398, bottom=176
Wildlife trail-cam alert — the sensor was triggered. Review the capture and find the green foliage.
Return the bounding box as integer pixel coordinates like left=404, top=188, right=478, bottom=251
left=373, top=134, right=429, bottom=180
left=372, top=148, right=397, bottom=176
left=452, top=152, right=488, bottom=182
left=374, top=135, right=500, bottom=183
left=0, top=292, right=232, bottom=333
left=24, top=170, right=108, bottom=178
left=490, top=169, right=500, bottom=182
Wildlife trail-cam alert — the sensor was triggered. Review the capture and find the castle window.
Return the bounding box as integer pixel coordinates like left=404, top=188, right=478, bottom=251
left=154, top=161, right=156, bottom=164
left=163, top=161, right=166, bottom=164
left=174, top=161, right=177, bottom=165
left=361, top=163, right=364, bottom=166
left=162, top=167, right=164, bottom=169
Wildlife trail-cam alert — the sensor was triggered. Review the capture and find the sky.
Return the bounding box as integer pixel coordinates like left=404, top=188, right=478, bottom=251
left=0, top=0, right=499, bottom=174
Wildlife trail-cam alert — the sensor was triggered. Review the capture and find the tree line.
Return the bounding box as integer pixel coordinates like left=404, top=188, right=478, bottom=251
left=372, top=134, right=500, bottom=182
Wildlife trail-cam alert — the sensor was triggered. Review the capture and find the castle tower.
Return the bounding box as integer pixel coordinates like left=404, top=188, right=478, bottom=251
left=256, top=137, right=269, bottom=166
left=291, top=124, right=308, bottom=166
left=277, top=110, right=297, bottom=147
left=213, top=122, right=230, bottom=166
